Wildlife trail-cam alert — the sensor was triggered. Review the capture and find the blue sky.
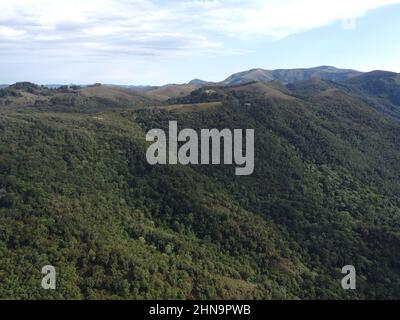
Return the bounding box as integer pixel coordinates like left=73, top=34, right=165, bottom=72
left=0, top=0, right=400, bottom=85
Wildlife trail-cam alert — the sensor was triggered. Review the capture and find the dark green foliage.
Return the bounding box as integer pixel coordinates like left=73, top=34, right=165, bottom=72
left=1, top=72, right=400, bottom=299
left=167, top=87, right=227, bottom=105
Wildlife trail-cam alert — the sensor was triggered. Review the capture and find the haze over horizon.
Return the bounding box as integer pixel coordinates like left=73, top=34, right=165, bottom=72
left=1, top=0, right=400, bottom=85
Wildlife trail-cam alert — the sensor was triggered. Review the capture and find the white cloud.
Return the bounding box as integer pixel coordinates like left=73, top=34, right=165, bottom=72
left=0, top=0, right=223, bottom=59
left=0, top=26, right=25, bottom=37
left=0, top=0, right=398, bottom=62
left=194, top=0, right=400, bottom=38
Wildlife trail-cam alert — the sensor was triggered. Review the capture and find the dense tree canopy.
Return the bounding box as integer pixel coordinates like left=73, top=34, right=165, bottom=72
left=1, top=74, right=400, bottom=299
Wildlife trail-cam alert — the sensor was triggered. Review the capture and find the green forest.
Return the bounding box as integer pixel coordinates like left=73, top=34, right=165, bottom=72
left=1, top=73, right=400, bottom=299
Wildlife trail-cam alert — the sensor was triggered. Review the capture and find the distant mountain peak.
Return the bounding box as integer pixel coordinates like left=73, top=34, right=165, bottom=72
left=188, top=79, right=209, bottom=85
left=222, top=66, right=363, bottom=86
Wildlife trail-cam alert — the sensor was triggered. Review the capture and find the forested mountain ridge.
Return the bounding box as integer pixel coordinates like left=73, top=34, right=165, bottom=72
left=220, top=66, right=362, bottom=86
left=1, top=71, right=400, bottom=299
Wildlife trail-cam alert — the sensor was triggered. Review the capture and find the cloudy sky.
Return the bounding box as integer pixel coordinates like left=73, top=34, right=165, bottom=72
left=1, top=0, right=400, bottom=85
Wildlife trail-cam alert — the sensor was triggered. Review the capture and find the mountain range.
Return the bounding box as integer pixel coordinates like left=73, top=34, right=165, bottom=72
left=1, top=67, right=400, bottom=299
left=219, top=65, right=362, bottom=85
left=0, top=66, right=365, bottom=100
left=127, top=66, right=365, bottom=100
left=121, top=66, right=367, bottom=101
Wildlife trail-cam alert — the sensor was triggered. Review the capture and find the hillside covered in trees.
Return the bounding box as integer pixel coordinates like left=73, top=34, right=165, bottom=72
left=1, top=71, right=400, bottom=299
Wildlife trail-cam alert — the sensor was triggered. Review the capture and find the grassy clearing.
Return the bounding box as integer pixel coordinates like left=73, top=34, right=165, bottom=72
left=154, top=101, right=223, bottom=112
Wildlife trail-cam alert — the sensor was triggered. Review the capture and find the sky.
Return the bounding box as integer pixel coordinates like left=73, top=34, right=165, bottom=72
left=0, top=0, right=400, bottom=85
